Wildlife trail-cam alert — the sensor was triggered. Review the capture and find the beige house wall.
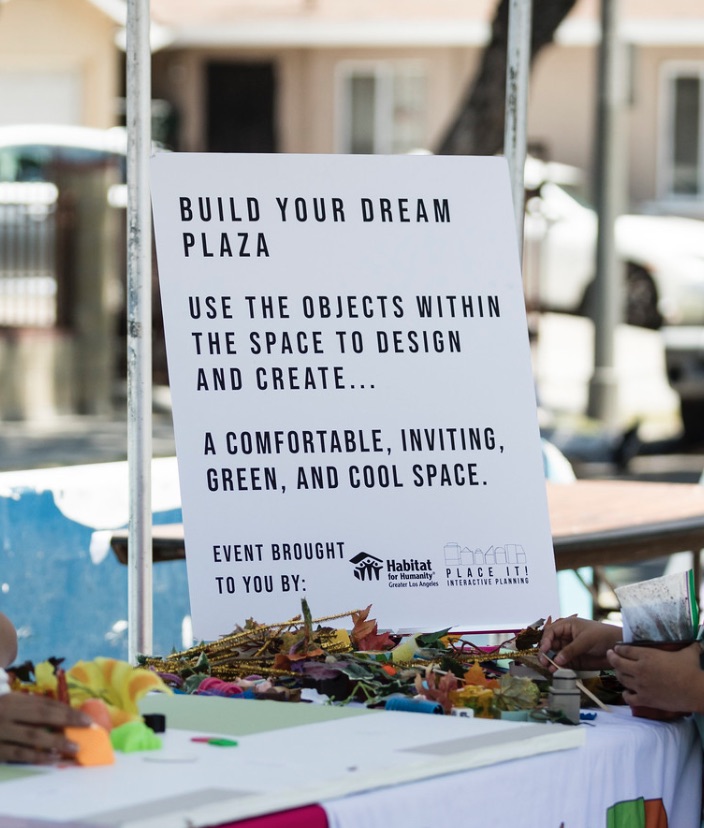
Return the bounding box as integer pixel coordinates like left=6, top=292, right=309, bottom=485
left=0, top=0, right=119, bottom=128
left=528, top=47, right=596, bottom=173
left=152, top=44, right=482, bottom=155
left=298, top=46, right=482, bottom=153
left=633, top=45, right=704, bottom=211
left=527, top=42, right=704, bottom=212
left=153, top=40, right=665, bottom=211
left=630, top=45, right=665, bottom=209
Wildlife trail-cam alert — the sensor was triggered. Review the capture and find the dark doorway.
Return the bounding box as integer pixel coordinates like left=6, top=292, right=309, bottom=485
left=206, top=62, right=277, bottom=152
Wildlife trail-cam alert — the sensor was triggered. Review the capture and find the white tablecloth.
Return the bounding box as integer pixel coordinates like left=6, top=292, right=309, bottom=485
left=323, top=707, right=702, bottom=828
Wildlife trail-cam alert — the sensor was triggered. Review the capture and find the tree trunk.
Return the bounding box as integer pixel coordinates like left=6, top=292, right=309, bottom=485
left=436, top=0, right=579, bottom=156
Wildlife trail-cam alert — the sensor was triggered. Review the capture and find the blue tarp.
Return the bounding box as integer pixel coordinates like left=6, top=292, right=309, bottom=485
left=0, top=487, right=189, bottom=666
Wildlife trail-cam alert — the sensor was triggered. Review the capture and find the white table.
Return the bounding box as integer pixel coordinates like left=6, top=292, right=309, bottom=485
left=324, top=707, right=702, bottom=828
left=0, top=699, right=699, bottom=828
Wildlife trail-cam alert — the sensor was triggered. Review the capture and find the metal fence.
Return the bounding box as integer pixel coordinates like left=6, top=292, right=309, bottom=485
left=0, top=181, right=75, bottom=329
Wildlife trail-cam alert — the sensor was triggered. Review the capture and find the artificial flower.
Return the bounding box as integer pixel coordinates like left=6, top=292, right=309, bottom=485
left=450, top=684, right=496, bottom=718
left=67, top=658, right=171, bottom=726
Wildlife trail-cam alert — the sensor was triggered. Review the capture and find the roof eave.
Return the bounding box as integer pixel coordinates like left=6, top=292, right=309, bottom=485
left=161, top=19, right=490, bottom=49
left=557, top=18, right=704, bottom=47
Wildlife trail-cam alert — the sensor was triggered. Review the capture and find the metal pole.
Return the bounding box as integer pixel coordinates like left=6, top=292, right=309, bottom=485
left=504, top=0, right=532, bottom=253
left=126, top=0, right=153, bottom=662
left=587, top=0, right=624, bottom=426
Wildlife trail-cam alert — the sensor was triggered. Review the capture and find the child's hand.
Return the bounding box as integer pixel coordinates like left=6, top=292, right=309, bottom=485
left=0, top=693, right=91, bottom=764
left=539, top=617, right=621, bottom=671
left=607, top=642, right=704, bottom=713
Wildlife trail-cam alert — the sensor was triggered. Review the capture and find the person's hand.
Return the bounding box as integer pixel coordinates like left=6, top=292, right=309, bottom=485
left=0, top=693, right=91, bottom=764
left=539, top=616, right=622, bottom=672
left=607, top=642, right=704, bottom=714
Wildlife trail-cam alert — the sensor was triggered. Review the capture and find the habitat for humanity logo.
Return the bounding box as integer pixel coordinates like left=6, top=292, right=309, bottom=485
left=350, top=551, right=438, bottom=588
left=350, top=552, right=384, bottom=581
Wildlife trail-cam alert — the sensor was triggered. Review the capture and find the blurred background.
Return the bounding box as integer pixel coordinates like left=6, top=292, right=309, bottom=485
left=2, top=0, right=704, bottom=662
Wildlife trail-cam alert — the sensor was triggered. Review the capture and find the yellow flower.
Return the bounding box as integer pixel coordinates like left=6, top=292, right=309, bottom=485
left=450, top=685, right=496, bottom=718
left=67, top=658, right=171, bottom=726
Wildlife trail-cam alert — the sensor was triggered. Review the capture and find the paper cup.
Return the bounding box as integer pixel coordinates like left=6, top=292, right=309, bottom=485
left=620, top=640, right=692, bottom=721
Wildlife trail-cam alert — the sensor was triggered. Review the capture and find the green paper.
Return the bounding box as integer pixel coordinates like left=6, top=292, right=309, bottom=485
left=140, top=693, right=376, bottom=737
left=0, top=765, right=45, bottom=783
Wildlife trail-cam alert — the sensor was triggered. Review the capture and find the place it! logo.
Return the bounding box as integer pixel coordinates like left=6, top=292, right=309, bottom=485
left=350, top=551, right=384, bottom=581
left=444, top=541, right=530, bottom=587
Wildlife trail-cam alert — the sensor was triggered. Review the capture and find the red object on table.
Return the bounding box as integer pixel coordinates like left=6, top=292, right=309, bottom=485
left=217, top=804, right=328, bottom=828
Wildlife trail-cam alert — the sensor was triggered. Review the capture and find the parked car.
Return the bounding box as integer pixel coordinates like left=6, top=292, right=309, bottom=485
left=523, top=158, right=704, bottom=331
left=523, top=158, right=704, bottom=441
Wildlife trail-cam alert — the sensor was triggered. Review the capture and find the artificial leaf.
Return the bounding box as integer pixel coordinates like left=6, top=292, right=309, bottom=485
left=463, top=661, right=499, bottom=690
left=338, top=660, right=377, bottom=680
left=357, top=629, right=396, bottom=652
left=352, top=620, right=377, bottom=643
left=273, top=652, right=292, bottom=672
left=493, top=675, right=540, bottom=711
left=350, top=606, right=377, bottom=645
left=515, top=619, right=546, bottom=650
left=415, top=667, right=458, bottom=714
left=194, top=652, right=210, bottom=673
left=438, top=654, right=468, bottom=679
left=183, top=673, right=209, bottom=694
left=416, top=628, right=452, bottom=648
left=299, top=597, right=314, bottom=652
left=288, top=646, right=324, bottom=662
left=351, top=606, right=372, bottom=626
left=350, top=605, right=395, bottom=652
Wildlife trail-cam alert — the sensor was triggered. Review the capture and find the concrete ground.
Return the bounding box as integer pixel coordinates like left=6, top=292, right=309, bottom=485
left=533, top=313, right=704, bottom=483
left=0, top=409, right=177, bottom=472
left=534, top=312, right=681, bottom=440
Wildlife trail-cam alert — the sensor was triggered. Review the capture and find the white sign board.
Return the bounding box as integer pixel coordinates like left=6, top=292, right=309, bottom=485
left=150, top=153, right=559, bottom=640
